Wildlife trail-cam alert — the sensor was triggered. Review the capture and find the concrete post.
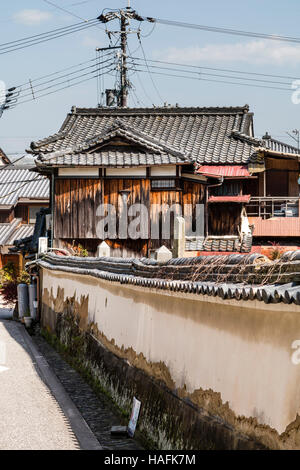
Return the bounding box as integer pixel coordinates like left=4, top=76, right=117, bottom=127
left=173, top=216, right=185, bottom=258
left=154, top=246, right=172, bottom=263
left=97, top=241, right=110, bottom=258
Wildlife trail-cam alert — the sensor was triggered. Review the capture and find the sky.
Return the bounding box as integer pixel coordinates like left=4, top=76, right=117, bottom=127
left=1, top=0, right=300, bottom=156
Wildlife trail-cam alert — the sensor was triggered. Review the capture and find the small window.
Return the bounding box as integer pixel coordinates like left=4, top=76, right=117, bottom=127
left=29, top=206, right=43, bottom=224
left=151, top=179, right=176, bottom=190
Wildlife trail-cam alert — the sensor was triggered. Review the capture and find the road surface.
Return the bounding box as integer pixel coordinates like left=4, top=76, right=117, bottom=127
left=0, top=319, right=79, bottom=450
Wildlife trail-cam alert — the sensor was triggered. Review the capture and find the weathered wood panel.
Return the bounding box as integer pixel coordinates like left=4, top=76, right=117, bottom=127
left=208, top=203, right=241, bottom=236
left=54, top=177, right=204, bottom=256
left=54, top=178, right=102, bottom=239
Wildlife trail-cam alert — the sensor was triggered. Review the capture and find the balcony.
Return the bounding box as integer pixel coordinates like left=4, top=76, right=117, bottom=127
left=246, top=197, right=300, bottom=237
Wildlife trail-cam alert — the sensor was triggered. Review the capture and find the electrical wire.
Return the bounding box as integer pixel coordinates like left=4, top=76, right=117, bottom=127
left=0, top=155, right=31, bottom=172
left=127, top=44, right=155, bottom=105
left=13, top=49, right=118, bottom=92
left=128, top=56, right=300, bottom=82
left=0, top=175, right=43, bottom=200
left=130, top=68, right=292, bottom=92
left=15, top=55, right=115, bottom=100
left=0, top=19, right=101, bottom=55
left=0, top=178, right=45, bottom=186
left=0, top=18, right=98, bottom=48
left=15, top=66, right=116, bottom=106
left=145, top=16, right=300, bottom=44
left=138, top=39, right=164, bottom=104
left=42, top=0, right=90, bottom=22
left=128, top=60, right=292, bottom=87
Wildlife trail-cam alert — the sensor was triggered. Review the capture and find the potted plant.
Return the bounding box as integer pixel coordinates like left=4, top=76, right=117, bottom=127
left=23, top=309, right=32, bottom=328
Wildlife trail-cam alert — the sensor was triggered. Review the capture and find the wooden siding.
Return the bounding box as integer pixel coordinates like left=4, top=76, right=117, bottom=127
left=54, top=178, right=102, bottom=239
left=208, top=203, right=241, bottom=236
left=54, top=177, right=205, bottom=256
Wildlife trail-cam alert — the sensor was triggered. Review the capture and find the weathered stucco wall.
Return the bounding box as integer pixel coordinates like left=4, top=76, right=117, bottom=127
left=40, top=266, right=300, bottom=449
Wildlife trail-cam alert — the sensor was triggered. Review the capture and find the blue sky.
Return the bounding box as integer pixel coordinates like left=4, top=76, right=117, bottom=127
left=1, top=0, right=300, bottom=155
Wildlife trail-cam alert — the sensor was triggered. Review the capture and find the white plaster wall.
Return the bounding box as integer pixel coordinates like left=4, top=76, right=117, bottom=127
left=42, top=267, right=300, bottom=434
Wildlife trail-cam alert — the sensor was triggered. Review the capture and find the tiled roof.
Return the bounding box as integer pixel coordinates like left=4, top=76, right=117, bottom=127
left=39, top=149, right=186, bottom=167
left=0, top=168, right=49, bottom=207
left=0, top=219, right=21, bottom=245
left=28, top=251, right=300, bottom=305
left=6, top=224, right=35, bottom=246
left=0, top=219, right=35, bottom=247
left=30, top=105, right=260, bottom=166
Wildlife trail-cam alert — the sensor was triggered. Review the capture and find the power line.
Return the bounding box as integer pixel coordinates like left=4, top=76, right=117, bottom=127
left=145, top=16, right=300, bottom=44
left=42, top=0, right=90, bottom=22
left=15, top=49, right=116, bottom=90
left=0, top=19, right=101, bottom=55
left=129, top=56, right=300, bottom=81
left=127, top=44, right=155, bottom=105
left=0, top=18, right=97, bottom=48
left=0, top=176, right=43, bottom=200
left=137, top=38, right=164, bottom=104
left=15, top=66, right=116, bottom=106
left=128, top=60, right=292, bottom=87
left=16, top=54, right=115, bottom=99
left=131, top=68, right=292, bottom=92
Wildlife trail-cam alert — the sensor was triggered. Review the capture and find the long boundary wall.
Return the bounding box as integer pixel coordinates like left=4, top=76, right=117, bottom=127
left=38, top=263, right=300, bottom=449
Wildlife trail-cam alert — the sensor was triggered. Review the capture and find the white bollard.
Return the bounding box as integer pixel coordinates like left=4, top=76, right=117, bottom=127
left=97, top=241, right=110, bottom=258
left=154, top=246, right=172, bottom=263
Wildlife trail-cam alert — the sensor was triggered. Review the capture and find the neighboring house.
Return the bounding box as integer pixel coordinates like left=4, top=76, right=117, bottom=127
left=28, top=105, right=300, bottom=257
left=0, top=158, right=49, bottom=271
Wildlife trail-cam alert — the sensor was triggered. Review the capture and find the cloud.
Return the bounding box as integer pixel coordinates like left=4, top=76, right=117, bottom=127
left=13, top=9, right=52, bottom=26
left=155, top=39, right=300, bottom=66
left=82, top=35, right=102, bottom=49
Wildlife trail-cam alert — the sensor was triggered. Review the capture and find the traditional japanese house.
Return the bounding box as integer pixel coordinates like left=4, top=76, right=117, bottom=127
left=0, top=156, right=49, bottom=271
left=29, top=105, right=300, bottom=257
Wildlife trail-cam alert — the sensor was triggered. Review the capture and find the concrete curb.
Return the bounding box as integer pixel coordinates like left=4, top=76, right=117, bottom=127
left=18, top=323, right=102, bottom=450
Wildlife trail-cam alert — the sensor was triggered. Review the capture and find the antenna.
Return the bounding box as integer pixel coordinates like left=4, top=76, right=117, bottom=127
left=127, top=0, right=131, bottom=8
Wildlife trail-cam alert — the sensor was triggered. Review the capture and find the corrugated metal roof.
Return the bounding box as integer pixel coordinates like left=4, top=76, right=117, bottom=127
left=208, top=195, right=251, bottom=203
left=6, top=224, right=34, bottom=246
left=0, top=168, right=49, bottom=207
left=197, top=165, right=251, bottom=178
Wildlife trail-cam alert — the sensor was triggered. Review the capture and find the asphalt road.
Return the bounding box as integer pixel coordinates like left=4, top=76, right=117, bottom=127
left=0, top=319, right=79, bottom=450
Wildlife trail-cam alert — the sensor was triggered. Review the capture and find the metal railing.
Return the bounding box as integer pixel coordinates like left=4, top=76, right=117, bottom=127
left=246, top=197, right=300, bottom=219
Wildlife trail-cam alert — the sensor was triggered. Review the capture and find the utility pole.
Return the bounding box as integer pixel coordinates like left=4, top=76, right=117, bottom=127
left=98, top=7, right=150, bottom=108
left=286, top=129, right=300, bottom=152
left=120, top=11, right=128, bottom=107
